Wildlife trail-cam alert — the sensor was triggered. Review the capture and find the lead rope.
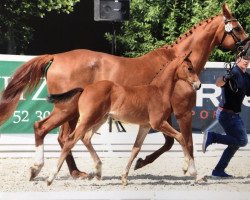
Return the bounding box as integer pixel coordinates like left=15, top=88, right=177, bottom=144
left=224, top=62, right=238, bottom=93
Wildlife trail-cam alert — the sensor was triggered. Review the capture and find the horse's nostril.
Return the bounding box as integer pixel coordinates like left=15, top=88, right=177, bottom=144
left=198, top=83, right=202, bottom=90
left=193, top=82, right=201, bottom=90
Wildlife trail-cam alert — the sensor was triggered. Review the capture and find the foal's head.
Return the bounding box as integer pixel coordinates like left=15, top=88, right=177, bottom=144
left=176, top=54, right=201, bottom=91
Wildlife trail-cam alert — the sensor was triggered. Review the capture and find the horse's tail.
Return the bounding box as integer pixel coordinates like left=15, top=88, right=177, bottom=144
left=0, top=55, right=54, bottom=125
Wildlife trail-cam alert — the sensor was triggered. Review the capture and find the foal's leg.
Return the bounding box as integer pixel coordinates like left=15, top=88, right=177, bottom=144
left=58, top=118, right=88, bottom=179
left=134, top=117, right=174, bottom=170
left=82, top=121, right=106, bottom=180
left=121, top=125, right=150, bottom=186
left=47, top=126, right=84, bottom=186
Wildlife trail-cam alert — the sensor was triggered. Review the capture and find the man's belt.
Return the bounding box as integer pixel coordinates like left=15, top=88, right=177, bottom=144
left=218, top=106, right=239, bottom=114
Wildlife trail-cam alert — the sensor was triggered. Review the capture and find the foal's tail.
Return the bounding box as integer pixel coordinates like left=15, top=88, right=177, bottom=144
left=0, top=55, right=54, bottom=125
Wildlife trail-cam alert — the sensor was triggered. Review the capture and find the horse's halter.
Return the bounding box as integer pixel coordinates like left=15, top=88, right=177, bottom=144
left=218, top=17, right=245, bottom=50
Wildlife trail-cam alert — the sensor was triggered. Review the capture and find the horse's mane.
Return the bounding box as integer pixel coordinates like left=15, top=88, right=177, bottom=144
left=162, top=14, right=221, bottom=49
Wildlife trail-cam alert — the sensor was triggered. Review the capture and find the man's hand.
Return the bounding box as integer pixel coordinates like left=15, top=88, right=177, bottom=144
left=216, top=77, right=226, bottom=87
left=223, top=72, right=234, bottom=82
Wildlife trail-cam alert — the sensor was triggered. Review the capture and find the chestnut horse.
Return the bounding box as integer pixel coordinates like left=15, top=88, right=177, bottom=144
left=0, top=4, right=248, bottom=180
left=46, top=54, right=201, bottom=186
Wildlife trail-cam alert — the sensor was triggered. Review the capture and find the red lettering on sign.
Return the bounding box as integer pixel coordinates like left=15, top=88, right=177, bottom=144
left=200, top=110, right=209, bottom=119
left=192, top=110, right=195, bottom=116
left=213, top=110, right=217, bottom=119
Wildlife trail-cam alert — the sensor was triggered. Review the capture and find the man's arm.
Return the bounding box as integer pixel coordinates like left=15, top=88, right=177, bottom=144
left=216, top=71, right=234, bottom=87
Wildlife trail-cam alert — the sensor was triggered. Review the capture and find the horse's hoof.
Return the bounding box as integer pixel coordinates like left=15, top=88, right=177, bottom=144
left=95, top=172, right=102, bottom=180
left=47, top=180, right=53, bottom=186
left=121, top=176, right=128, bottom=186
left=134, top=158, right=145, bottom=170
left=29, top=168, right=36, bottom=181
left=195, top=175, right=208, bottom=183
left=29, top=166, right=40, bottom=181
left=87, top=172, right=95, bottom=180
left=71, top=170, right=88, bottom=179
left=122, top=180, right=128, bottom=186
left=182, top=169, right=188, bottom=175
left=182, top=163, right=189, bottom=175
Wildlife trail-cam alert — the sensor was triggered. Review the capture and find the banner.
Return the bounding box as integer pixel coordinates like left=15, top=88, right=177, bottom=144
left=0, top=55, right=56, bottom=133
left=0, top=55, right=249, bottom=134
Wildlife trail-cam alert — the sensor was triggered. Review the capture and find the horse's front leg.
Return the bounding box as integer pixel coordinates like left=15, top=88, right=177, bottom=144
left=122, top=125, right=150, bottom=186
left=134, top=117, right=174, bottom=170
left=154, top=120, right=194, bottom=177
left=176, top=112, right=197, bottom=177
left=171, top=80, right=198, bottom=178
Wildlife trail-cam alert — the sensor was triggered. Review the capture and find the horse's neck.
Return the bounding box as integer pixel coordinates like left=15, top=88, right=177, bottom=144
left=176, top=16, right=223, bottom=74
left=152, top=15, right=223, bottom=75
left=139, top=48, right=173, bottom=68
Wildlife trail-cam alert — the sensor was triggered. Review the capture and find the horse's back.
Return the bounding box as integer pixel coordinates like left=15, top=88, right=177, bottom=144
left=46, top=47, right=167, bottom=94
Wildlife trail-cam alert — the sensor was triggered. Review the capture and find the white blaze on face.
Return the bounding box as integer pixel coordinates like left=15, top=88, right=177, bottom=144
left=34, top=145, right=44, bottom=166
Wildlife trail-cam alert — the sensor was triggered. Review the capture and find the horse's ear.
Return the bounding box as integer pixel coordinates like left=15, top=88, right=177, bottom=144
left=222, top=3, right=233, bottom=19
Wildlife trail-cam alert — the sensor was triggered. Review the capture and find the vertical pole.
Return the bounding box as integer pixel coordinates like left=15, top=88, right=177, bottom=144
left=109, top=22, right=116, bottom=132
left=109, top=22, right=126, bottom=132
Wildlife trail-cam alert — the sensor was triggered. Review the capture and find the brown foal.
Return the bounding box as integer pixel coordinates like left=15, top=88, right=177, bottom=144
left=47, top=54, right=201, bottom=186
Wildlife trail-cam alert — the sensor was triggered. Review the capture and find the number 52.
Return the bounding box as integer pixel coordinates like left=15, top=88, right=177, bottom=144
left=13, top=110, right=29, bottom=124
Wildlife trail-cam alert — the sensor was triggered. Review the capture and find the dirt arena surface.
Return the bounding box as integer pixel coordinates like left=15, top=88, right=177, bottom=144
left=0, top=155, right=249, bottom=194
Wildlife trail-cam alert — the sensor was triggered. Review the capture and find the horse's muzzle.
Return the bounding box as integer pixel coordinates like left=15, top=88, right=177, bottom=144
left=192, top=81, right=201, bottom=91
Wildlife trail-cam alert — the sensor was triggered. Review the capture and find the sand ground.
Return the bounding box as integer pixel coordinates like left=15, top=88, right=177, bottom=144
left=0, top=155, right=249, bottom=193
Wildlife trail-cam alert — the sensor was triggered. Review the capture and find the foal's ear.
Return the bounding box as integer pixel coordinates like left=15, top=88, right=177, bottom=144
left=222, top=3, right=233, bottom=19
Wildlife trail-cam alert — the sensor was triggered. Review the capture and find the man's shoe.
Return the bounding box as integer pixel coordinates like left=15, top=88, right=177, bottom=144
left=202, top=131, right=213, bottom=153
left=212, top=170, right=233, bottom=178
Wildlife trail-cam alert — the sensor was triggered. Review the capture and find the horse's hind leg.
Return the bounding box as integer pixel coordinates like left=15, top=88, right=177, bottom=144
left=29, top=111, right=66, bottom=180
left=122, top=125, right=150, bottom=186
left=29, top=115, right=51, bottom=180
left=30, top=98, right=82, bottom=180
left=134, top=117, right=174, bottom=170
left=58, top=119, right=88, bottom=179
